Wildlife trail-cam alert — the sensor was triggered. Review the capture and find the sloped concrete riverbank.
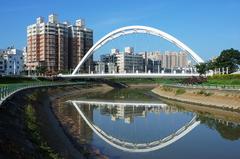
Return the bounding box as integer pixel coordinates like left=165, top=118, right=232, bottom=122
left=0, top=84, right=113, bottom=159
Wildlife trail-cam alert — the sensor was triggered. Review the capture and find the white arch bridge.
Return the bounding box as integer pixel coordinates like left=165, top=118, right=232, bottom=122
left=59, top=25, right=204, bottom=79
left=70, top=100, right=200, bottom=152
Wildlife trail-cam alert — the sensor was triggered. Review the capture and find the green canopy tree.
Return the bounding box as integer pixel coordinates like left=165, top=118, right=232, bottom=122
left=196, top=63, right=208, bottom=75
left=215, top=48, right=240, bottom=73
left=196, top=48, right=240, bottom=74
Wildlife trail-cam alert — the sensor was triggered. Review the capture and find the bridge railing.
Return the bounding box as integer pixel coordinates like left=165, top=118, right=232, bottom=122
left=0, top=81, right=85, bottom=103
left=165, top=83, right=240, bottom=90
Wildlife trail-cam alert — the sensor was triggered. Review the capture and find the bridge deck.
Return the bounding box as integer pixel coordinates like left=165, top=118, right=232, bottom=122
left=59, top=73, right=200, bottom=78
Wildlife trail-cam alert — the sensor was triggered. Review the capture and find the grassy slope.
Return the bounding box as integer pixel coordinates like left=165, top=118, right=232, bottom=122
left=204, top=74, right=240, bottom=85
left=25, top=94, right=61, bottom=159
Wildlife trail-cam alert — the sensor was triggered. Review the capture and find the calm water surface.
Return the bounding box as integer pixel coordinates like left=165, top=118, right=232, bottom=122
left=57, top=88, right=240, bottom=159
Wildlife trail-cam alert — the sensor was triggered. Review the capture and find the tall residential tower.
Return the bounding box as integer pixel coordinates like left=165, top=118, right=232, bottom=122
left=26, top=14, right=93, bottom=74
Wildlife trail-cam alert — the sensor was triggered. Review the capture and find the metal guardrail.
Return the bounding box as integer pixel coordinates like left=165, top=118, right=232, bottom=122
left=164, top=83, right=240, bottom=90
left=0, top=82, right=86, bottom=104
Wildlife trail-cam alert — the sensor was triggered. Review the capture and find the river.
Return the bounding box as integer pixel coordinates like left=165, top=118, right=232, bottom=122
left=53, top=86, right=240, bottom=159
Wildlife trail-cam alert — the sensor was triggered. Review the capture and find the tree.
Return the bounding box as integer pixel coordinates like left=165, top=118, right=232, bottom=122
left=196, top=63, right=208, bottom=75
left=195, top=48, right=240, bottom=75
left=36, top=66, right=47, bottom=75
left=215, top=48, right=240, bottom=73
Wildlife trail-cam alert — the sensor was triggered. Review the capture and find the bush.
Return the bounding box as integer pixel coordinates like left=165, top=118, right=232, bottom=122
left=196, top=90, right=213, bottom=96
left=208, top=74, right=240, bottom=80
left=175, top=88, right=186, bottom=95
left=162, top=86, right=173, bottom=92
left=182, top=76, right=207, bottom=85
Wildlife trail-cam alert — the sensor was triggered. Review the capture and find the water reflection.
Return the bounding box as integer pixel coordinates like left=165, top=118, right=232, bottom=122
left=53, top=87, right=240, bottom=158
left=68, top=100, right=200, bottom=152
left=198, top=115, right=240, bottom=141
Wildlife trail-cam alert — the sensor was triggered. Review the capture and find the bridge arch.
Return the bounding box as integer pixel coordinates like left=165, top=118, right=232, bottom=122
left=72, top=25, right=204, bottom=75
left=71, top=100, right=200, bottom=152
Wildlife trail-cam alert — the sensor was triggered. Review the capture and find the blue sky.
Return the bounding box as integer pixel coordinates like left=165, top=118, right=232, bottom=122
left=0, top=0, right=239, bottom=60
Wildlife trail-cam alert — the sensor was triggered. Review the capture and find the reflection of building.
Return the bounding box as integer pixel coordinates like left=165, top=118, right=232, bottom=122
left=77, top=104, right=94, bottom=142
left=112, top=106, right=146, bottom=124
left=98, top=104, right=179, bottom=124
left=0, top=47, right=24, bottom=75
left=60, top=103, right=93, bottom=144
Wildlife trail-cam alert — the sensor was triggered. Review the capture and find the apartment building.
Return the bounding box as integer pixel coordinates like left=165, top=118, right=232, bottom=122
left=145, top=51, right=188, bottom=69
left=0, top=47, right=24, bottom=75
left=68, top=19, right=93, bottom=72
left=116, top=47, right=144, bottom=73
left=26, top=14, right=93, bottom=74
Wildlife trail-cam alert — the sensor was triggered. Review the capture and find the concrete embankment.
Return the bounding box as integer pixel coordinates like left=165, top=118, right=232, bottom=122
left=0, top=83, right=113, bottom=159
left=152, top=85, right=240, bottom=111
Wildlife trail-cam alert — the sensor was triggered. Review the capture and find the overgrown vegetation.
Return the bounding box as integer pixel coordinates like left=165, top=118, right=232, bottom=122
left=182, top=74, right=240, bottom=86
left=25, top=104, right=61, bottom=159
left=161, top=85, right=173, bottom=92
left=182, top=76, right=207, bottom=85
left=205, top=74, right=240, bottom=85
left=0, top=76, right=55, bottom=84
left=110, top=78, right=183, bottom=84
left=196, top=90, right=213, bottom=96
left=196, top=48, right=240, bottom=75
left=175, top=88, right=186, bottom=95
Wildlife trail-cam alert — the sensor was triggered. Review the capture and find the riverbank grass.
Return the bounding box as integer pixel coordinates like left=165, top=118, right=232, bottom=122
left=205, top=74, right=240, bottom=85
left=175, top=88, right=186, bottom=95
left=25, top=104, right=61, bottom=159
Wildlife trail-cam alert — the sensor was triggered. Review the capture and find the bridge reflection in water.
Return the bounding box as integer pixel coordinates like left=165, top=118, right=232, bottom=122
left=68, top=100, right=200, bottom=152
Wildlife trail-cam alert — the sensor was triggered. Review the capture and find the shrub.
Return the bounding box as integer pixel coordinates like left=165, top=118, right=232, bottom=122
left=196, top=90, right=213, bottom=96
left=175, top=88, right=186, bottom=95
left=162, top=86, right=173, bottom=92
left=208, top=74, right=240, bottom=80
left=182, top=76, right=207, bottom=85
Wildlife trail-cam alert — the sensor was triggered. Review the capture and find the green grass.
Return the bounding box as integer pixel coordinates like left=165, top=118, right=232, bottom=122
left=0, top=76, right=37, bottom=84
left=204, top=74, right=240, bottom=85
left=175, top=88, right=186, bottom=95
left=25, top=104, right=61, bottom=159
left=110, top=78, right=183, bottom=84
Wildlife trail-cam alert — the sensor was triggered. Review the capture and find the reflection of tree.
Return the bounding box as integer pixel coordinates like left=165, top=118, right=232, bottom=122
left=95, top=88, right=153, bottom=101
left=199, top=115, right=240, bottom=141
